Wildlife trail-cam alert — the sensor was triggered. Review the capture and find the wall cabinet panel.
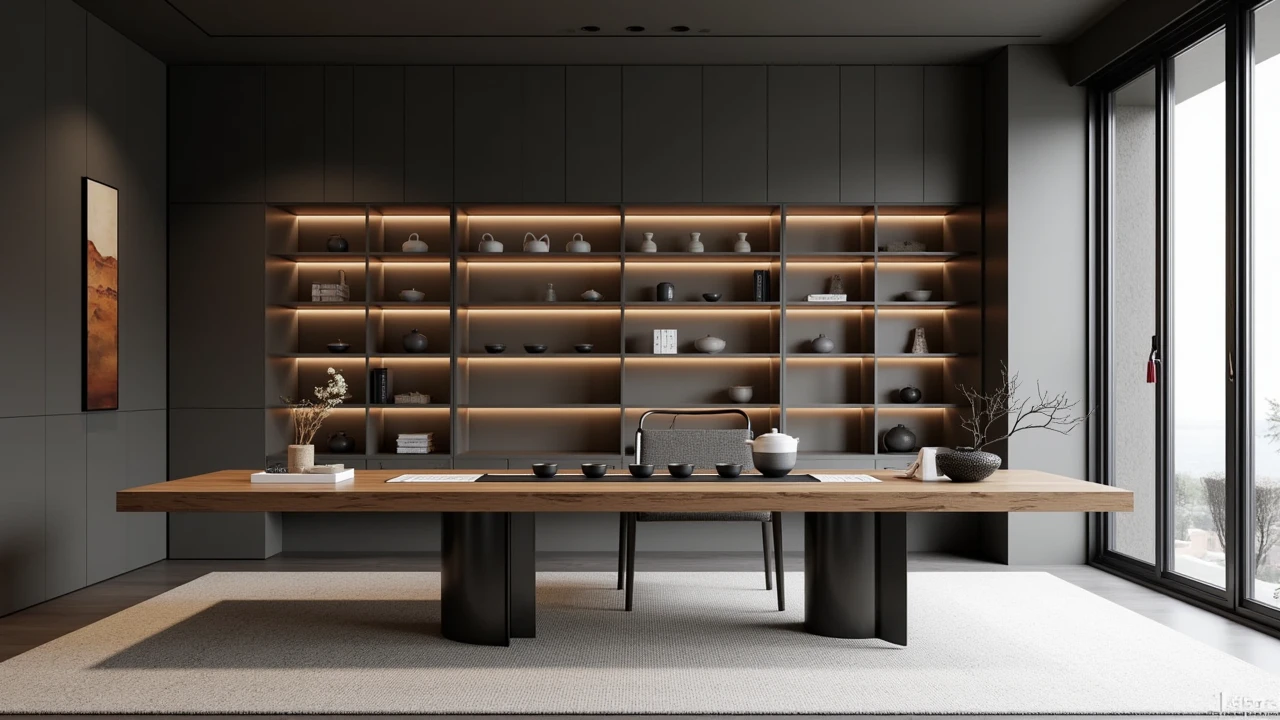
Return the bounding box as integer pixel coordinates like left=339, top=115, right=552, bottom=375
left=623, top=66, right=702, bottom=202
left=0, top=417, right=45, bottom=615
left=265, top=66, right=325, bottom=203
left=45, top=414, right=87, bottom=598
left=703, top=66, right=767, bottom=202
left=405, top=66, right=453, bottom=202
left=169, top=66, right=264, bottom=202
left=522, top=67, right=566, bottom=202
left=86, top=412, right=127, bottom=584
left=874, top=66, right=925, bottom=202
left=840, top=66, right=876, bottom=203
left=566, top=66, right=622, bottom=202
left=324, top=66, right=354, bottom=202
left=924, top=66, right=983, bottom=203
left=767, top=66, right=840, bottom=202
left=354, top=66, right=405, bottom=202
left=454, top=66, right=523, bottom=202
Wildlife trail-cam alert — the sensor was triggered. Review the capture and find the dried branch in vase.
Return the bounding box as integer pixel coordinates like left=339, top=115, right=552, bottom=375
left=280, top=367, right=350, bottom=446
left=955, top=363, right=1091, bottom=451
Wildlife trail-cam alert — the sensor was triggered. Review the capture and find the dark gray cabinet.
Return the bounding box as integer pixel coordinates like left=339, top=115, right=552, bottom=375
left=840, top=66, right=875, bottom=203
left=623, top=66, right=702, bottom=202
left=703, top=66, right=767, bottom=202
left=169, top=66, right=264, bottom=202
left=522, top=67, right=566, bottom=202
left=324, top=66, right=354, bottom=202
left=874, top=66, right=924, bottom=202
left=405, top=66, right=453, bottom=202
left=767, top=66, right=840, bottom=202
left=924, top=66, right=982, bottom=203
left=265, top=66, right=325, bottom=203
left=455, top=67, right=565, bottom=202
left=354, top=66, right=405, bottom=202
left=566, top=66, right=622, bottom=203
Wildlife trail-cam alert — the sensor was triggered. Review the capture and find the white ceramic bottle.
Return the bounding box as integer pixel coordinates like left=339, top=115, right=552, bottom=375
left=640, top=232, right=658, bottom=252
left=687, top=232, right=705, bottom=253
left=733, top=232, right=751, bottom=253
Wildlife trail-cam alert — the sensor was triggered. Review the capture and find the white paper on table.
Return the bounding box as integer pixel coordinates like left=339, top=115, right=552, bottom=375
left=386, top=474, right=482, bottom=483
left=811, top=474, right=881, bottom=483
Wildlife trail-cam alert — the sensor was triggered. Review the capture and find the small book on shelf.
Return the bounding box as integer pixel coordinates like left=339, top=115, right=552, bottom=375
left=807, top=294, right=848, bottom=302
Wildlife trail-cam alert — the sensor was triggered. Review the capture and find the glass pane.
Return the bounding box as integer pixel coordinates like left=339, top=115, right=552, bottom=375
left=1170, top=30, right=1227, bottom=588
left=1111, top=69, right=1158, bottom=564
left=1251, top=0, right=1280, bottom=606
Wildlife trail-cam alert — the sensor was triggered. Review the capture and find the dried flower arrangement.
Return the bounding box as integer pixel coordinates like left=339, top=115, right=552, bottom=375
left=281, top=368, right=349, bottom=446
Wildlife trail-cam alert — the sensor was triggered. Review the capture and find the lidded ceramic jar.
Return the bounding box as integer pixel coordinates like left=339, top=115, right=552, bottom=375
left=744, top=428, right=800, bottom=477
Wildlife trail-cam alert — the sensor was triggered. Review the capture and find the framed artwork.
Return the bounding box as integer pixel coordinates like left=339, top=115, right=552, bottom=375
left=83, top=177, right=119, bottom=411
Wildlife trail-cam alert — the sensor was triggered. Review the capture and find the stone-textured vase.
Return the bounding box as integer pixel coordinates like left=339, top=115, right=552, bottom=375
left=882, top=424, right=917, bottom=453
left=287, top=444, right=315, bottom=473
left=936, top=447, right=1002, bottom=482
left=910, top=327, right=930, bottom=354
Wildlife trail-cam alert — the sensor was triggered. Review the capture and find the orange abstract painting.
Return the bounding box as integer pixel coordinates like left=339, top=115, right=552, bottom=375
left=84, top=178, right=118, bottom=411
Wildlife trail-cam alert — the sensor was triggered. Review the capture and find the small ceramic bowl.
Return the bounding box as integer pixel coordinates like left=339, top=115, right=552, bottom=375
left=629, top=463, right=655, bottom=478
left=327, top=342, right=351, bottom=353
left=727, top=385, right=754, bottom=403
left=399, top=289, right=426, bottom=302
left=667, top=463, right=695, bottom=479
left=532, top=463, right=558, bottom=478
left=484, top=343, right=506, bottom=354
left=901, top=290, right=933, bottom=302
left=702, top=293, right=722, bottom=302
left=574, top=344, right=594, bottom=354
left=715, top=463, right=743, bottom=479
left=524, top=344, right=548, bottom=354
left=581, top=463, right=609, bottom=479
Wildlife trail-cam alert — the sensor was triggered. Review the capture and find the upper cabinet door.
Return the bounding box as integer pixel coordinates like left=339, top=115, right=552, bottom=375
left=353, top=66, right=405, bottom=202
left=703, top=66, right=767, bottom=203
left=265, top=66, right=324, bottom=203
left=169, top=67, right=264, bottom=203
left=623, top=66, right=702, bottom=202
left=839, top=66, right=875, bottom=203
left=521, top=67, right=566, bottom=203
left=767, top=66, right=840, bottom=203
left=924, top=66, right=982, bottom=203
left=874, top=66, right=924, bottom=203
left=566, top=66, right=622, bottom=203
left=405, top=66, right=453, bottom=202
left=323, top=66, right=354, bottom=202
left=454, top=67, right=523, bottom=202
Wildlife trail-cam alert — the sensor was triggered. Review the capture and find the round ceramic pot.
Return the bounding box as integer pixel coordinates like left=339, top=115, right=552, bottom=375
left=811, top=334, right=835, bottom=353
left=727, top=385, right=754, bottom=403
left=882, top=424, right=917, bottom=453
left=566, top=233, right=592, bottom=253
left=399, top=289, right=425, bottom=302
left=899, top=386, right=922, bottom=403
left=694, top=335, right=726, bottom=354
left=936, top=448, right=1001, bottom=482
left=656, top=282, right=675, bottom=301
left=477, top=233, right=504, bottom=253
left=403, top=329, right=429, bottom=353
left=401, top=233, right=428, bottom=253
left=327, top=432, right=355, bottom=454
left=752, top=451, right=797, bottom=478
left=326, top=234, right=349, bottom=252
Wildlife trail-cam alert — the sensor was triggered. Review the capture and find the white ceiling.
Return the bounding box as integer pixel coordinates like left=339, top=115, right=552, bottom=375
left=75, top=0, right=1127, bottom=65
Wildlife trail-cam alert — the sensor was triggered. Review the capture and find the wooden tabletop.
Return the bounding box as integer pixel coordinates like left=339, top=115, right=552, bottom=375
left=116, top=469, right=1132, bottom=514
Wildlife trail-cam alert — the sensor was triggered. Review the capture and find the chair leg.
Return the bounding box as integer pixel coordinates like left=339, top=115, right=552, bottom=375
left=624, top=514, right=637, bottom=611
left=772, top=512, right=785, bottom=611
left=616, top=513, right=627, bottom=590
left=761, top=521, right=774, bottom=590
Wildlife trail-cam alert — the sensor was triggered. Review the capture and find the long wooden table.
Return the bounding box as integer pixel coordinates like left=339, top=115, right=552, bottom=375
left=118, top=469, right=1131, bottom=647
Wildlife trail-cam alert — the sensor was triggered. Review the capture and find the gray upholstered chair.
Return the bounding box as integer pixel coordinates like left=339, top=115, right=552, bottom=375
left=618, top=409, right=784, bottom=611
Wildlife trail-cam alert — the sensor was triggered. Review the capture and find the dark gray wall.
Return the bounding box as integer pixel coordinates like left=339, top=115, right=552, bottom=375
left=1067, top=0, right=1212, bottom=85
left=0, top=0, right=167, bottom=616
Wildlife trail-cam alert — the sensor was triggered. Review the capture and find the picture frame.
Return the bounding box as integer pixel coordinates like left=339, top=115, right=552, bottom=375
left=82, top=177, right=119, bottom=411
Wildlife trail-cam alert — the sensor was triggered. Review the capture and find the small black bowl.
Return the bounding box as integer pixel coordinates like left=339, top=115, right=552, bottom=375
left=484, top=343, right=506, bottom=354
left=327, top=342, right=351, bottom=353
left=715, top=463, right=743, bottom=479
left=581, top=463, right=609, bottom=478
left=702, top=293, right=722, bottom=302
left=531, top=463, right=558, bottom=478
left=629, top=463, right=655, bottom=478
left=524, top=344, right=548, bottom=354
left=667, top=462, right=695, bottom=479
left=574, top=344, right=594, bottom=354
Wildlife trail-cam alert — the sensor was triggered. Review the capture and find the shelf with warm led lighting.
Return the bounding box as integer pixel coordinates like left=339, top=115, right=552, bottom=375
left=623, top=353, right=778, bottom=359
left=877, top=301, right=966, bottom=308
left=458, top=252, right=621, bottom=263
left=876, top=252, right=972, bottom=263
left=623, top=252, right=780, bottom=262
left=460, top=302, right=621, bottom=310
left=877, top=352, right=963, bottom=358
left=786, top=301, right=875, bottom=307
left=368, top=352, right=451, bottom=359
left=271, top=252, right=367, bottom=263
left=626, top=301, right=780, bottom=308
left=370, top=301, right=451, bottom=309
left=368, top=253, right=452, bottom=263
left=272, top=353, right=366, bottom=359
left=786, top=353, right=875, bottom=359
left=277, top=301, right=366, bottom=309
left=462, top=353, right=621, bottom=358
left=785, top=252, right=876, bottom=262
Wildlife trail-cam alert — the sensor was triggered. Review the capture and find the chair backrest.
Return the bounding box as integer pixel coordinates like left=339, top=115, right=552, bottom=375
left=636, top=409, right=755, bottom=470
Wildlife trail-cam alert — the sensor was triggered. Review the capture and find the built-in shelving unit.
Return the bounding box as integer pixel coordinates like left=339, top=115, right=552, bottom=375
left=265, top=203, right=982, bottom=470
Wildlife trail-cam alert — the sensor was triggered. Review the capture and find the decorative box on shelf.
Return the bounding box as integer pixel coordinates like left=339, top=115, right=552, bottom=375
left=397, top=432, right=434, bottom=454
left=311, top=269, right=350, bottom=302
left=653, top=329, right=677, bottom=354
left=393, top=392, right=431, bottom=405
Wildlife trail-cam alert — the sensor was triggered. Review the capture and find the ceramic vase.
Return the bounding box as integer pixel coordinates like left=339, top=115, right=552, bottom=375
left=694, top=335, right=726, bottom=354
left=733, top=232, right=751, bottom=253
left=936, top=447, right=1002, bottom=482
left=656, top=282, right=675, bottom=301
left=899, top=386, right=922, bottom=403
left=327, top=432, right=355, bottom=454
left=811, top=334, right=835, bottom=353
left=543, top=283, right=557, bottom=302
left=326, top=234, right=349, bottom=253
left=882, top=424, right=917, bottom=453
left=640, top=232, right=658, bottom=252
left=403, top=329, right=429, bottom=353
left=523, top=232, right=550, bottom=252
left=910, top=327, right=930, bottom=354
left=687, top=232, right=705, bottom=253
left=287, top=444, right=315, bottom=473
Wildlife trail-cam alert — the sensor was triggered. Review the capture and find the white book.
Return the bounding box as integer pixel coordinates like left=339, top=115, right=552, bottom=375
left=806, top=294, right=848, bottom=302
left=396, top=448, right=433, bottom=454
left=251, top=468, right=355, bottom=484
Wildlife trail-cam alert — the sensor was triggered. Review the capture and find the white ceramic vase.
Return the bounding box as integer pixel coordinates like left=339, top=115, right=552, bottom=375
left=694, top=334, right=726, bottom=354
left=640, top=232, right=658, bottom=253
left=687, top=232, right=704, bottom=253
left=733, top=232, right=751, bottom=253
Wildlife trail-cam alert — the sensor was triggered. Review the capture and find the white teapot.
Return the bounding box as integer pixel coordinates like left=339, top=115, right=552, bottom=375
left=566, top=233, right=591, bottom=253
left=401, top=232, right=428, bottom=253
left=477, top=232, right=503, bottom=253
left=744, top=428, right=799, bottom=478
left=523, top=232, right=550, bottom=253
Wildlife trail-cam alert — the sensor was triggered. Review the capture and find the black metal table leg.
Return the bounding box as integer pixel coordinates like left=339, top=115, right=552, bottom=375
left=441, top=511, right=512, bottom=646
left=804, top=511, right=908, bottom=645
left=510, top=512, right=536, bottom=638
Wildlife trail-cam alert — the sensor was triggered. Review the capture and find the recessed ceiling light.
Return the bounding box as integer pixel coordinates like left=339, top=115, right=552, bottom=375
left=671, top=25, right=690, bottom=32
left=580, top=25, right=600, bottom=32
left=626, top=25, right=646, bottom=32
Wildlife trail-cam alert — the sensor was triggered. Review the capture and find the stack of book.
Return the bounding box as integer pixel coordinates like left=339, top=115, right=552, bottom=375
left=396, top=433, right=434, bottom=454
left=311, top=270, right=350, bottom=302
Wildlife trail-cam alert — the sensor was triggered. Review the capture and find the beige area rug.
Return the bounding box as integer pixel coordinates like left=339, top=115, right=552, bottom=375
left=0, top=571, right=1278, bottom=715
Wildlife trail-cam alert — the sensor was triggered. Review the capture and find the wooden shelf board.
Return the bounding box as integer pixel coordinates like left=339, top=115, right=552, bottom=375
left=369, top=252, right=450, bottom=262
left=365, top=452, right=450, bottom=460
left=877, top=353, right=962, bottom=358
left=461, top=302, right=621, bottom=309
left=877, top=301, right=965, bottom=308
left=623, top=353, right=778, bottom=359
left=369, top=353, right=452, bottom=359
left=625, top=301, right=780, bottom=308
left=787, top=353, right=875, bottom=359
left=458, top=252, right=621, bottom=263
left=785, top=301, right=875, bottom=307
left=277, top=301, right=366, bottom=309
left=371, top=301, right=451, bottom=309
left=881, top=403, right=960, bottom=409
left=877, top=252, right=970, bottom=263
left=623, top=252, right=780, bottom=262
left=369, top=403, right=452, bottom=409
left=785, top=253, right=875, bottom=262
left=271, top=353, right=367, bottom=359
left=459, top=404, right=621, bottom=409
left=271, top=252, right=367, bottom=263
left=456, top=450, right=621, bottom=459
left=787, top=404, right=875, bottom=409
left=462, top=353, right=622, bottom=358
left=622, top=403, right=779, bottom=409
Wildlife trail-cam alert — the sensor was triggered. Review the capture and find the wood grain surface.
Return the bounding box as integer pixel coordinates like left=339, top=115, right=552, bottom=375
left=117, top=469, right=1133, bottom=513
